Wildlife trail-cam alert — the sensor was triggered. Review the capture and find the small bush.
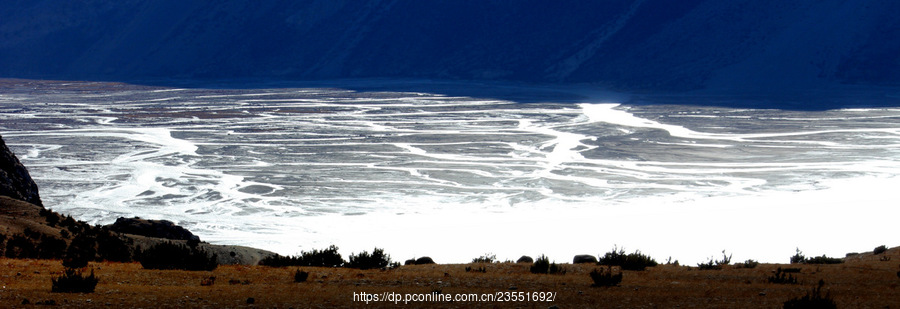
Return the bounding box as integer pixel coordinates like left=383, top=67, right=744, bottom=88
left=874, top=245, right=888, bottom=255
left=598, top=247, right=658, bottom=271
left=294, top=269, right=309, bottom=283
left=783, top=280, right=836, bottom=309
left=530, top=255, right=564, bottom=274
left=530, top=255, right=550, bottom=274
left=51, top=268, right=98, bottom=293
left=697, top=251, right=732, bottom=270
left=346, top=247, right=392, bottom=270
left=768, top=268, right=799, bottom=284
left=472, top=253, right=496, bottom=264
left=139, top=242, right=217, bottom=271
left=589, top=267, right=623, bottom=287
left=736, top=259, right=759, bottom=269
left=790, top=248, right=806, bottom=264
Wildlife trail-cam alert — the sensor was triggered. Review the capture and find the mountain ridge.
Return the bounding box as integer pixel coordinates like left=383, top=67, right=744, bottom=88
left=1, top=0, right=899, bottom=96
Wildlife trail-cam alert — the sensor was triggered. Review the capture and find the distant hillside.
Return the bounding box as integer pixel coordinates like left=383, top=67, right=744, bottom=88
left=1, top=0, right=898, bottom=94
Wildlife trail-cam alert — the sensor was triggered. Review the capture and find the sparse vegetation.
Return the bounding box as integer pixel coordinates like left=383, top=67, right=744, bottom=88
left=768, top=267, right=799, bottom=284
left=782, top=280, right=836, bottom=309
left=589, top=266, right=623, bottom=287
left=736, top=259, right=759, bottom=269
left=697, top=250, right=732, bottom=270
left=598, top=246, right=658, bottom=271
left=139, top=242, right=217, bottom=271
left=51, top=268, right=98, bottom=293
left=471, top=253, right=496, bottom=264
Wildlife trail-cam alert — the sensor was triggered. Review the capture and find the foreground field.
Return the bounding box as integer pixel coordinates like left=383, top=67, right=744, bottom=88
left=1, top=252, right=898, bottom=308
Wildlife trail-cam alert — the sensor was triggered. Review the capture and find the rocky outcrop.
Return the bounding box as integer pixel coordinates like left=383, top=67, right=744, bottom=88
left=107, top=217, right=200, bottom=242
left=516, top=256, right=534, bottom=264
left=0, top=135, right=42, bottom=207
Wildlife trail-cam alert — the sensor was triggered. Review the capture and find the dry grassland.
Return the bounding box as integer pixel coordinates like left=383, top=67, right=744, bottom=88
left=0, top=252, right=898, bottom=308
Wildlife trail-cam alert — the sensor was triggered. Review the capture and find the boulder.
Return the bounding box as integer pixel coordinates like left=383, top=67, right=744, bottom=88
left=516, top=255, right=534, bottom=264
left=573, top=255, right=598, bottom=264
left=414, top=256, right=435, bottom=265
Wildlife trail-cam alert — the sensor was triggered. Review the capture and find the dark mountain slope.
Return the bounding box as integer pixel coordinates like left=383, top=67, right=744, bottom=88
left=1, top=0, right=898, bottom=95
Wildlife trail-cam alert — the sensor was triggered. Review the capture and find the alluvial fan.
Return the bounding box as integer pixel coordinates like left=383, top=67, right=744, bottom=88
left=2, top=80, right=899, bottom=263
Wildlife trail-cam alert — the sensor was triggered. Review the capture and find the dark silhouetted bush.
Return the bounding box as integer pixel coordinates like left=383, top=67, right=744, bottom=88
left=589, top=267, right=622, bottom=287
left=346, top=247, right=392, bottom=270
left=139, top=242, right=217, bottom=271
left=874, top=245, right=888, bottom=255
left=790, top=248, right=806, bottom=264
left=804, top=255, right=842, bottom=265
left=529, top=255, right=564, bottom=274
left=260, top=245, right=344, bottom=267
left=598, top=247, right=658, bottom=271
left=783, top=280, right=836, bottom=309
left=516, top=256, right=534, bottom=263
left=530, top=255, right=550, bottom=274
left=294, top=269, right=309, bottom=283
left=51, top=268, right=98, bottom=293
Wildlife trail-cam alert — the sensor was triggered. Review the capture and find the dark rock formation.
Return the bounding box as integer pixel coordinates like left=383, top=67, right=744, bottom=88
left=0, top=135, right=42, bottom=206
left=107, top=217, right=200, bottom=242
left=516, top=255, right=534, bottom=264
left=573, top=255, right=599, bottom=264
left=414, top=256, right=435, bottom=265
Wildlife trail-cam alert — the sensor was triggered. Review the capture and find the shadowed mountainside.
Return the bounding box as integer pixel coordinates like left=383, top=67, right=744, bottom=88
left=1, top=0, right=899, bottom=99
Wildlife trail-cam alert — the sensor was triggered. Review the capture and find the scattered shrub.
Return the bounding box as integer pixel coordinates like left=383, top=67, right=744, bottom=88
left=768, top=268, right=799, bottom=284
left=465, top=266, right=487, bottom=273
left=472, top=253, right=496, bottom=264
left=874, top=245, right=888, bottom=255
left=790, top=248, right=806, bottom=264
left=783, top=280, right=836, bottom=309
left=346, top=247, right=392, bottom=270
left=697, top=251, right=732, bottom=270
left=736, top=259, right=759, bottom=269
left=665, top=256, right=679, bottom=266
left=139, top=242, right=217, bottom=271
left=598, top=247, right=658, bottom=271
left=294, top=269, right=309, bottom=283
left=51, top=268, right=98, bottom=293
left=589, top=267, right=623, bottom=287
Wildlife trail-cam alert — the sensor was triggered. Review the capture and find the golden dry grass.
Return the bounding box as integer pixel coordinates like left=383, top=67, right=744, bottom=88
left=0, top=253, right=898, bottom=308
